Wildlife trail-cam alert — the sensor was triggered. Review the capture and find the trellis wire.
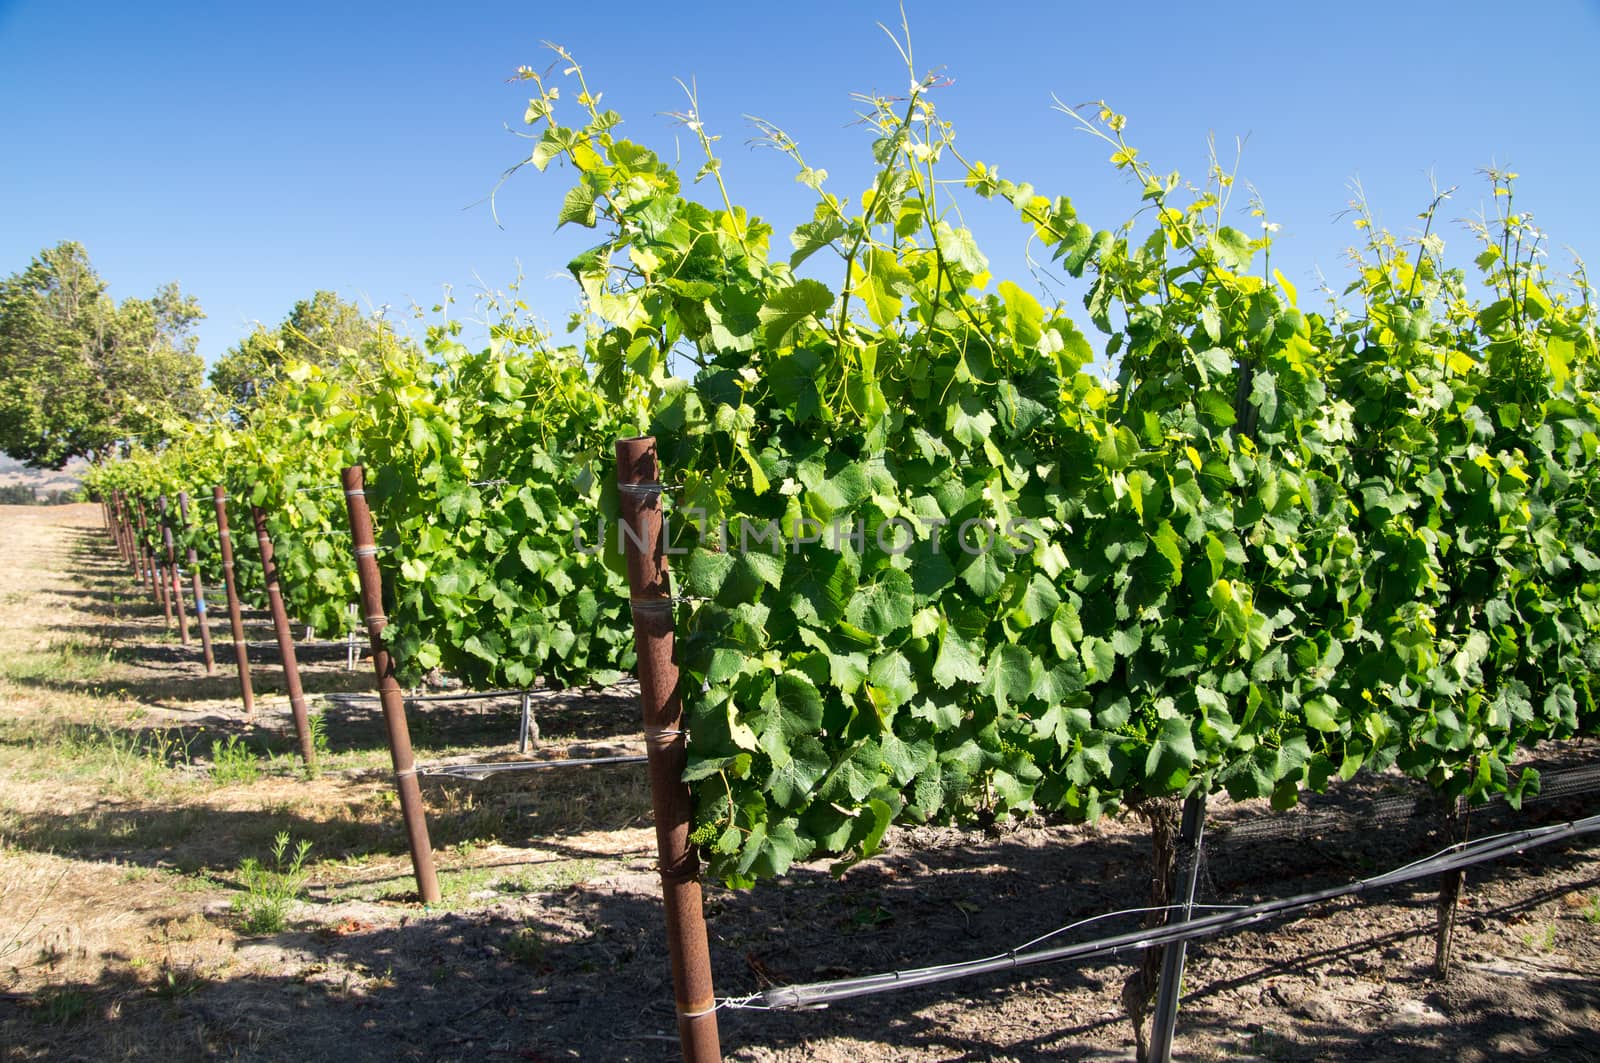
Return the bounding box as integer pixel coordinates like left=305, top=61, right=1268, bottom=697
left=1218, top=758, right=1600, bottom=843
left=420, top=754, right=648, bottom=779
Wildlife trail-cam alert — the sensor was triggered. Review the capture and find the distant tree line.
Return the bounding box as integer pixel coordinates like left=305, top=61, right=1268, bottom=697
left=0, top=485, right=79, bottom=505
left=0, top=241, right=395, bottom=469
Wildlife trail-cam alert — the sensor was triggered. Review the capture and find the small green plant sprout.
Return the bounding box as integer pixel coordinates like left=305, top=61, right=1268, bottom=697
left=307, top=710, right=331, bottom=759
left=505, top=924, right=545, bottom=966
left=209, top=735, right=260, bottom=785
left=233, top=831, right=313, bottom=935
left=34, top=987, right=90, bottom=1026
left=1567, top=892, right=1600, bottom=925
left=151, top=965, right=205, bottom=999
left=1521, top=922, right=1559, bottom=952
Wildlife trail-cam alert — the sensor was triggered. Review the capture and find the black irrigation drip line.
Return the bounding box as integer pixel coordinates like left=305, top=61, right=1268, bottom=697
left=726, top=811, right=1600, bottom=1012
left=324, top=688, right=534, bottom=705
left=420, top=754, right=647, bottom=779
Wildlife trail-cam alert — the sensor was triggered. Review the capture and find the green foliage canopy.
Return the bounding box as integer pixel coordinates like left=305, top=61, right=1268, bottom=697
left=0, top=241, right=206, bottom=468
left=514, top=50, right=1600, bottom=885
left=208, top=290, right=388, bottom=411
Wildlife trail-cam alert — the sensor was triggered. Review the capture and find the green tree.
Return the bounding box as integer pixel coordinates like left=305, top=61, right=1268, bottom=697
left=208, top=290, right=381, bottom=409
left=0, top=241, right=206, bottom=468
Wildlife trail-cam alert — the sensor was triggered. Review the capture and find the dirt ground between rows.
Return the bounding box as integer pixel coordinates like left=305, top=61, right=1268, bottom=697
left=0, top=503, right=1597, bottom=1062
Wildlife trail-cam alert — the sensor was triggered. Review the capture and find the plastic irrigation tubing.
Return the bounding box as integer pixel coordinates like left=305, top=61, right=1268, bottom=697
left=327, top=689, right=533, bottom=705
left=750, top=811, right=1600, bottom=1011
left=421, top=754, right=648, bottom=779
left=1363, top=822, right=1595, bottom=887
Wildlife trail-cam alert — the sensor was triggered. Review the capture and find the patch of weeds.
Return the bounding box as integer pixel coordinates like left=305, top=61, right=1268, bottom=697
left=33, top=987, right=90, bottom=1026
left=409, top=713, right=440, bottom=745
left=847, top=904, right=894, bottom=928
left=1, top=638, right=116, bottom=686
left=504, top=925, right=546, bottom=966
left=432, top=789, right=510, bottom=846
left=159, top=914, right=213, bottom=942
left=209, top=734, right=261, bottom=786
left=233, top=831, right=312, bottom=935
left=307, top=711, right=331, bottom=759
left=1521, top=923, right=1559, bottom=951
left=435, top=859, right=597, bottom=909
left=46, top=720, right=193, bottom=793
left=1243, top=1023, right=1300, bottom=1061
left=1584, top=895, right=1600, bottom=926
left=164, top=868, right=224, bottom=894
left=150, top=965, right=207, bottom=1000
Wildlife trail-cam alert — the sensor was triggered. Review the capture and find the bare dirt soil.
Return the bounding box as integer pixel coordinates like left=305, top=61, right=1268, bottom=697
left=1, top=504, right=1597, bottom=1062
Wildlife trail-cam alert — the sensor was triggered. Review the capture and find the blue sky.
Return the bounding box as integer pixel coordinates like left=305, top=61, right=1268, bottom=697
left=2, top=0, right=1597, bottom=367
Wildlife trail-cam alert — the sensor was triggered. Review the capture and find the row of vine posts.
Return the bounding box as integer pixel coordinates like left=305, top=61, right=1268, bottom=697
left=92, top=444, right=724, bottom=1056
left=90, top=431, right=1531, bottom=1063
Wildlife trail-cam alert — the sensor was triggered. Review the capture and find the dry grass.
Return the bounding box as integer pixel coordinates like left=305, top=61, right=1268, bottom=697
left=0, top=505, right=658, bottom=1060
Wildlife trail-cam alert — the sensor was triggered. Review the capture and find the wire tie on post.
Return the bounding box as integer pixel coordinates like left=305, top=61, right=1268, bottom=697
left=617, top=481, right=672, bottom=495
left=627, top=596, right=707, bottom=611
left=644, top=726, right=688, bottom=743
left=394, top=766, right=421, bottom=779
left=354, top=546, right=379, bottom=558
left=677, top=999, right=720, bottom=1020
left=344, top=488, right=365, bottom=498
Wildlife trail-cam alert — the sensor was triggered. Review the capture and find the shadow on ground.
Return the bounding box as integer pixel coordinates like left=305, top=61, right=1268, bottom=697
left=2, top=821, right=1597, bottom=1062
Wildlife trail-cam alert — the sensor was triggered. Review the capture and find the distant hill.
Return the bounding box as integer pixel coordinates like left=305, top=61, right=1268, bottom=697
left=0, top=453, right=85, bottom=499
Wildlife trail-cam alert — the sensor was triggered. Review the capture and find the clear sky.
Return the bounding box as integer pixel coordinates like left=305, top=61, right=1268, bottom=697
left=2, top=0, right=1597, bottom=367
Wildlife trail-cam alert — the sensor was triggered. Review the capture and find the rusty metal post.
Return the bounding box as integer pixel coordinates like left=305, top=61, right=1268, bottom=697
left=122, top=493, right=139, bottom=571
left=109, top=492, right=123, bottom=561
left=157, top=557, right=173, bottom=624
left=178, top=492, right=216, bottom=674
left=147, top=501, right=172, bottom=624
left=113, top=492, right=134, bottom=568
left=341, top=466, right=441, bottom=904
left=616, top=437, right=722, bottom=1063
left=212, top=488, right=255, bottom=720
left=159, top=496, right=191, bottom=646
left=113, top=492, right=127, bottom=564
left=125, top=495, right=140, bottom=573
left=251, top=504, right=316, bottom=768
left=135, top=499, right=163, bottom=608
left=134, top=497, right=150, bottom=591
